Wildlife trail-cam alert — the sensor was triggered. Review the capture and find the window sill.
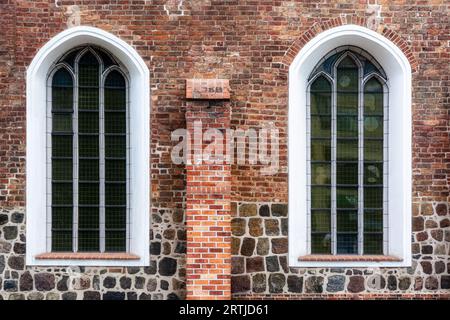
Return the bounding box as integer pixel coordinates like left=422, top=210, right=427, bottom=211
left=298, top=255, right=402, bottom=262
left=35, top=252, right=140, bottom=261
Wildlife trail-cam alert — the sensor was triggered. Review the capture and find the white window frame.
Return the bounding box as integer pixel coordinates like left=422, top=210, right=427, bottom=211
left=288, top=25, right=412, bottom=267
left=26, top=26, right=150, bottom=266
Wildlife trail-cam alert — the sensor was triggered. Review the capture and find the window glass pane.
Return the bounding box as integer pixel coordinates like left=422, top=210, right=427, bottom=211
left=364, top=92, right=383, bottom=115
left=364, top=210, right=383, bottom=232
left=106, top=207, right=127, bottom=229
left=52, top=207, right=73, bottom=229
left=78, top=231, right=99, bottom=252
left=364, top=78, right=382, bottom=92
left=105, top=231, right=126, bottom=252
left=105, top=70, right=126, bottom=88
left=105, top=89, right=126, bottom=111
left=78, top=88, right=99, bottom=110
left=311, top=210, right=330, bottom=232
left=336, top=139, right=358, bottom=161
left=311, top=139, right=331, bottom=161
left=79, top=183, right=99, bottom=205
left=311, top=186, right=331, bottom=209
left=52, top=231, right=73, bottom=252
left=53, top=114, right=72, bottom=132
left=364, top=163, right=383, bottom=185
left=336, top=163, right=358, bottom=185
left=52, top=135, right=72, bottom=157
left=106, top=159, right=126, bottom=182
left=337, top=116, right=358, bottom=137
left=78, top=112, right=99, bottom=133
left=337, top=68, right=358, bottom=92
left=337, top=210, right=358, bottom=232
left=337, top=93, right=358, bottom=114
left=105, top=183, right=126, bottom=205
left=78, top=51, right=99, bottom=87
left=105, top=136, right=126, bottom=158
left=52, top=87, right=74, bottom=110
left=105, top=112, right=126, bottom=134
left=311, top=163, right=330, bottom=185
left=311, top=76, right=331, bottom=91
left=311, top=233, right=331, bottom=254
left=337, top=234, right=358, bottom=254
left=364, top=140, right=383, bottom=161
left=78, top=207, right=99, bottom=229
left=364, top=234, right=383, bottom=254
left=79, top=135, right=99, bottom=157
left=79, top=159, right=99, bottom=181
left=364, top=116, right=383, bottom=138
left=364, top=187, right=383, bottom=208
left=52, top=182, right=72, bottom=205
left=52, top=68, right=73, bottom=86
left=52, top=159, right=72, bottom=181
left=336, top=187, right=358, bottom=209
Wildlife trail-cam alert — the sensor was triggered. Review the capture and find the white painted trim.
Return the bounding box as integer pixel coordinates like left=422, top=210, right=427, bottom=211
left=288, top=25, right=412, bottom=267
left=26, top=26, right=150, bottom=266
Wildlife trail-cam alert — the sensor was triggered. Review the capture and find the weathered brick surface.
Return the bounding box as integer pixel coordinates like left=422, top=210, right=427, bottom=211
left=0, top=1, right=448, bottom=299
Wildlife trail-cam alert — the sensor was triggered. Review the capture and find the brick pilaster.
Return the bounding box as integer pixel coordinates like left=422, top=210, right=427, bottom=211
left=185, top=102, right=231, bottom=300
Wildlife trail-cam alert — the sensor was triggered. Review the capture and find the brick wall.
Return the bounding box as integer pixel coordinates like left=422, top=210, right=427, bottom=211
left=0, top=0, right=448, bottom=299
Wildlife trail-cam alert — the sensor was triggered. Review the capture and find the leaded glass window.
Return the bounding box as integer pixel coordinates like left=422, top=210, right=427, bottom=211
left=307, top=46, right=387, bottom=255
left=48, top=46, right=128, bottom=253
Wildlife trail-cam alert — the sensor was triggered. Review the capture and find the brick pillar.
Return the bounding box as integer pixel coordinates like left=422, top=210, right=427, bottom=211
left=185, top=101, right=231, bottom=300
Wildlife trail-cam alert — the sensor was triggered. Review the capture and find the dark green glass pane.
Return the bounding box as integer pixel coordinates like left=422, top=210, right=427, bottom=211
left=364, top=78, right=383, bottom=93
left=336, top=162, right=358, bottom=185
left=106, top=159, right=126, bottom=182
left=311, top=139, right=331, bottom=161
left=79, top=159, right=99, bottom=181
left=52, top=159, right=72, bottom=181
left=78, top=206, right=99, bottom=229
left=105, top=231, right=126, bottom=252
left=53, top=114, right=72, bottom=132
left=311, top=233, right=331, bottom=254
left=52, top=87, right=74, bottom=110
left=337, top=115, right=358, bottom=137
left=78, top=112, right=99, bottom=133
left=337, top=67, right=358, bottom=91
left=52, top=135, right=72, bottom=158
left=364, top=187, right=383, bottom=208
left=338, top=56, right=357, bottom=68
left=78, top=52, right=99, bottom=87
left=364, top=139, right=383, bottom=161
left=79, top=182, right=99, bottom=205
left=105, top=183, right=126, bottom=205
left=52, top=182, right=72, bottom=205
left=337, top=139, right=358, bottom=161
left=52, top=207, right=73, bottom=229
left=52, top=68, right=73, bottom=87
left=364, top=233, right=383, bottom=254
left=337, top=93, right=358, bottom=115
left=61, top=48, right=81, bottom=68
left=364, top=116, right=383, bottom=138
left=310, top=92, right=331, bottom=115
left=78, top=88, right=99, bottom=110
left=78, top=231, right=99, bottom=252
left=106, top=207, right=126, bottom=229
left=311, top=186, right=331, bottom=209
left=337, top=210, right=358, bottom=232
left=364, top=92, right=383, bottom=115
left=105, top=70, right=126, bottom=88
left=79, top=135, right=99, bottom=157
left=105, top=88, right=126, bottom=111
left=337, top=234, right=358, bottom=254
left=364, top=210, right=383, bottom=232
left=311, top=210, right=330, bottom=232
left=311, top=76, right=331, bottom=91
left=311, top=163, right=330, bottom=185
left=336, top=187, right=358, bottom=208
left=364, top=163, right=383, bottom=185
left=105, top=112, right=126, bottom=134
left=52, top=231, right=72, bottom=252
left=97, top=49, right=116, bottom=69
left=105, top=136, right=126, bottom=158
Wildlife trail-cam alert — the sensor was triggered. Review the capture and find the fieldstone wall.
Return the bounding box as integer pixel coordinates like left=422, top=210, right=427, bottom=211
left=0, top=207, right=186, bottom=300
left=231, top=202, right=450, bottom=298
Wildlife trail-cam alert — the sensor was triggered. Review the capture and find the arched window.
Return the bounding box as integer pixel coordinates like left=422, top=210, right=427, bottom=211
left=307, top=47, right=387, bottom=256
left=288, top=25, right=411, bottom=268
left=27, top=26, right=149, bottom=266
left=49, top=47, right=129, bottom=253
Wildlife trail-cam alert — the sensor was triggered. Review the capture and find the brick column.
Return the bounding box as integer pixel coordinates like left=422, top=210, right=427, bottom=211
left=185, top=101, right=231, bottom=300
